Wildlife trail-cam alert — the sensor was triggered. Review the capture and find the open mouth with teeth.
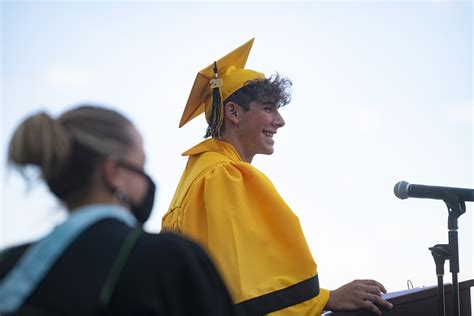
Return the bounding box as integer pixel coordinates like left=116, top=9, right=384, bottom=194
left=263, top=131, right=275, bottom=137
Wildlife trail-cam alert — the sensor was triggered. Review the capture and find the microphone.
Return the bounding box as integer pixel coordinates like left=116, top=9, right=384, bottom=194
left=394, top=181, right=474, bottom=202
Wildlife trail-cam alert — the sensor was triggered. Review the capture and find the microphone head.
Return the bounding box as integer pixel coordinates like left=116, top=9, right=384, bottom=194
left=394, top=181, right=410, bottom=199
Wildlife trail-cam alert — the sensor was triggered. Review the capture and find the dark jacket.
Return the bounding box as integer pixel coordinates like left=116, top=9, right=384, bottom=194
left=0, top=218, right=236, bottom=315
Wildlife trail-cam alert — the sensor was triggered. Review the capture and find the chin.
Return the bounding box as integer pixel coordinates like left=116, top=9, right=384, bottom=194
left=261, top=147, right=275, bottom=155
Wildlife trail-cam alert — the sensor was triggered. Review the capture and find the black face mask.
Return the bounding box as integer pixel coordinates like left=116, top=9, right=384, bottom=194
left=114, top=160, right=156, bottom=224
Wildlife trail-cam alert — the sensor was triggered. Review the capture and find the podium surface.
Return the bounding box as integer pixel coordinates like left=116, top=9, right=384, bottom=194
left=330, top=279, right=473, bottom=316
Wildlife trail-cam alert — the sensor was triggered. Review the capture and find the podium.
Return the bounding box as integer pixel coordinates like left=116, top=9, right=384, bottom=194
left=330, top=279, right=473, bottom=316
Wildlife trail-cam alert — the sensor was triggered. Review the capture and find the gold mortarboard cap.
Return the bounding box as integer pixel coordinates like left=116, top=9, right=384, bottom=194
left=179, top=38, right=265, bottom=129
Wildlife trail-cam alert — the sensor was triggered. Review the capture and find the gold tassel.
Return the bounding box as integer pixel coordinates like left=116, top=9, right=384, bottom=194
left=205, top=62, right=224, bottom=139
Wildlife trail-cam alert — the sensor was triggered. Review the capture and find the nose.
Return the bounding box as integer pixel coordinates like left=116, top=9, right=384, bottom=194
left=273, top=110, right=285, bottom=128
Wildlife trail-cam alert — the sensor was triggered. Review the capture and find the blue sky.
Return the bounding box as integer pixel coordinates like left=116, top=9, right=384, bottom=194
left=1, top=0, right=472, bottom=294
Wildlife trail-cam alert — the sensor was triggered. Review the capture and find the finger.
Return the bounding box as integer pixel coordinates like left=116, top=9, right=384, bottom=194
left=375, top=281, right=387, bottom=294
left=359, top=300, right=382, bottom=316
left=369, top=294, right=394, bottom=310
left=361, top=280, right=387, bottom=294
left=365, top=285, right=384, bottom=296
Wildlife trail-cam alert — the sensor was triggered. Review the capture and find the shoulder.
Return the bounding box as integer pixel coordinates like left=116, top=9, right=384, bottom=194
left=201, top=160, right=270, bottom=187
left=191, top=152, right=261, bottom=178
left=135, top=231, right=208, bottom=260
left=112, top=231, right=237, bottom=316
left=120, top=231, right=218, bottom=286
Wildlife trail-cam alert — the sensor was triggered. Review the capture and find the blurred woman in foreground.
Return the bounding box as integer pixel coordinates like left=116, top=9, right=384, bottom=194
left=0, top=105, right=236, bottom=316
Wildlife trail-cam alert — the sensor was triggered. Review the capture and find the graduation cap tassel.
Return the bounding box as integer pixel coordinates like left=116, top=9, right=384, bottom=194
left=205, top=62, right=224, bottom=139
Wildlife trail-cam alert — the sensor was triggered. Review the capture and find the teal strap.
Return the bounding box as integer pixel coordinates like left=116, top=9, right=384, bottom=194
left=99, top=226, right=143, bottom=307
left=0, top=204, right=136, bottom=313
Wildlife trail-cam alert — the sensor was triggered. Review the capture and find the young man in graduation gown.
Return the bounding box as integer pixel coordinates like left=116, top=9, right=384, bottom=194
left=162, top=39, right=393, bottom=315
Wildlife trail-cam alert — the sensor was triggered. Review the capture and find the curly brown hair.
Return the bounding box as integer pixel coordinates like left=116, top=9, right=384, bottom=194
left=224, top=73, right=292, bottom=110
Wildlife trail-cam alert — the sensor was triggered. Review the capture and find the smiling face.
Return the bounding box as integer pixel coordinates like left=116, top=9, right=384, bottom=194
left=235, top=101, right=285, bottom=162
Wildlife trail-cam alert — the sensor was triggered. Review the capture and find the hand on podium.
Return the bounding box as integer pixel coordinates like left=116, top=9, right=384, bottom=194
left=325, top=279, right=394, bottom=315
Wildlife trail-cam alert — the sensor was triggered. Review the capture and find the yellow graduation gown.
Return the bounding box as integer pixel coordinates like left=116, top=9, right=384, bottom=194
left=162, top=139, right=330, bottom=315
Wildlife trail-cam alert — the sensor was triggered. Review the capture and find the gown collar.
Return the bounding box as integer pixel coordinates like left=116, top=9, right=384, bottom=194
left=182, top=138, right=242, bottom=162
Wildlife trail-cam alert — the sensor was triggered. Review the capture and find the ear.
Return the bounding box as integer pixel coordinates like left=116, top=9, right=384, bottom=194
left=224, top=102, right=240, bottom=126
left=101, top=159, right=122, bottom=190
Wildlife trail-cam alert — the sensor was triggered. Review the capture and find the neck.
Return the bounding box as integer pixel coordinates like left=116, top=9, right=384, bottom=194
left=65, top=187, right=127, bottom=212
left=219, top=134, right=253, bottom=163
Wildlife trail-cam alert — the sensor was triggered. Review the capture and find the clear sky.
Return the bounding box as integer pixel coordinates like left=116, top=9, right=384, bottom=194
left=1, top=0, right=472, bottom=295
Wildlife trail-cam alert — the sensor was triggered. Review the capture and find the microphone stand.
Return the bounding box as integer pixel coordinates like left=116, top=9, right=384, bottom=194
left=429, top=244, right=450, bottom=316
left=443, top=196, right=466, bottom=316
